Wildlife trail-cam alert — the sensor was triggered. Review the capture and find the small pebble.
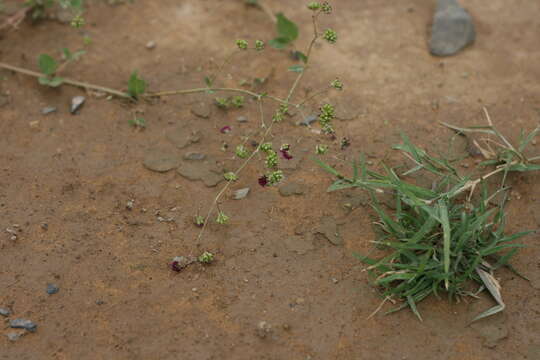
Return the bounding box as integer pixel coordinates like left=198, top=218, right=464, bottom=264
left=256, top=321, right=272, bottom=339
left=236, top=116, right=248, bottom=123
left=41, top=223, right=48, bottom=231
left=46, top=283, right=59, bottom=295
left=41, top=106, right=57, bottom=115
left=10, top=319, right=37, bottom=332
left=299, top=114, right=317, bottom=126
left=0, top=308, right=11, bottom=317
left=126, top=199, right=134, bottom=210
left=234, top=188, right=250, bottom=200
left=70, top=96, right=86, bottom=114
left=332, top=278, right=339, bottom=284
left=96, top=300, right=105, bottom=305
left=146, top=40, right=156, bottom=49
left=183, top=152, right=206, bottom=161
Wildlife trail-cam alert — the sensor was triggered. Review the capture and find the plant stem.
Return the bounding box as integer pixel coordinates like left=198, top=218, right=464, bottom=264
left=194, top=101, right=274, bottom=246
left=144, top=87, right=289, bottom=105
left=0, top=62, right=132, bottom=99
left=286, top=12, right=321, bottom=102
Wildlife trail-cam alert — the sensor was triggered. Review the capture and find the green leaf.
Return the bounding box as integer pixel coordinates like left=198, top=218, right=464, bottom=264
left=438, top=200, right=451, bottom=290
left=38, top=77, right=51, bottom=85
left=48, top=77, right=64, bottom=87
left=62, top=48, right=72, bottom=60
left=204, top=76, right=213, bottom=88
left=288, top=64, right=304, bottom=73
left=268, top=37, right=290, bottom=49
left=38, top=54, right=58, bottom=76
left=295, top=51, right=308, bottom=63
left=275, top=13, right=298, bottom=42
left=128, top=71, right=147, bottom=99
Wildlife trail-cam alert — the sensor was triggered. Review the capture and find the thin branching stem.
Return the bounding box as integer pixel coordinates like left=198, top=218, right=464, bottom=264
left=0, top=62, right=132, bottom=99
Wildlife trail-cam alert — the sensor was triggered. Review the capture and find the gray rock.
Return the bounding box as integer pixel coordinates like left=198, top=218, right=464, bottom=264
left=177, top=160, right=224, bottom=187
left=191, top=102, right=211, bottom=119
left=234, top=188, right=250, bottom=200
left=474, top=323, right=508, bottom=349
left=278, top=183, right=306, bottom=197
left=146, top=40, right=156, bottom=49
left=10, top=319, right=37, bottom=332
left=46, top=283, right=59, bottom=295
left=0, top=308, right=11, bottom=317
left=41, top=106, right=57, bottom=115
left=298, top=114, right=317, bottom=126
left=183, top=152, right=206, bottom=161
left=236, top=116, right=248, bottom=123
left=316, top=216, right=342, bottom=245
left=6, top=332, right=22, bottom=341
left=70, top=96, right=86, bottom=114
left=429, top=0, right=475, bottom=56
left=166, top=126, right=201, bottom=149
left=143, top=148, right=181, bottom=173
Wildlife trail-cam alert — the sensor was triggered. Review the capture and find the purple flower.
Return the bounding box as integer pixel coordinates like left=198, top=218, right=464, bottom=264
left=280, top=149, right=293, bottom=160
left=170, top=261, right=182, bottom=272
left=220, top=126, right=232, bottom=134
left=258, top=175, right=268, bottom=187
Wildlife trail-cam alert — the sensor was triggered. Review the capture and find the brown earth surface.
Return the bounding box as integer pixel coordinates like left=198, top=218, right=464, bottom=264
left=1, top=0, right=539, bottom=359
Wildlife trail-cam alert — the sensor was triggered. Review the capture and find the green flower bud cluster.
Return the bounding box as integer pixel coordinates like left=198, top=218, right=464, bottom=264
left=224, top=172, right=238, bottom=181
left=265, top=150, right=278, bottom=168
left=216, top=211, right=229, bottom=225
left=316, top=144, right=328, bottom=154
left=318, top=103, right=335, bottom=134
left=255, top=40, right=265, bottom=51
left=331, top=78, right=343, bottom=90
left=198, top=251, right=214, bottom=264
left=321, top=2, right=332, bottom=14
left=272, top=104, right=288, bottom=123
left=235, top=144, right=250, bottom=159
left=323, top=29, right=337, bottom=44
left=236, top=39, right=248, bottom=50
left=267, top=170, right=284, bottom=185
left=307, top=2, right=321, bottom=10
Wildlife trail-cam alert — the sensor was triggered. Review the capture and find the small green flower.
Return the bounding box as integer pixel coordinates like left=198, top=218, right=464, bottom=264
left=322, top=123, right=335, bottom=134
left=268, top=170, right=284, bottom=185
left=255, top=40, right=265, bottom=51
left=330, top=78, right=343, bottom=90
left=272, top=112, right=283, bottom=123
left=194, top=215, right=205, bottom=227
left=71, top=14, right=85, bottom=28
left=224, top=172, right=238, bottom=181
left=260, top=143, right=273, bottom=153
left=215, top=97, right=229, bottom=108
left=319, top=103, right=335, bottom=126
left=316, top=144, right=328, bottom=154
left=231, top=95, right=245, bottom=108
left=323, top=29, right=337, bottom=44
left=321, top=2, right=332, bottom=14
left=235, top=144, right=250, bottom=159
left=216, top=211, right=229, bottom=225
left=236, top=39, right=248, bottom=50
left=307, top=2, right=321, bottom=10
left=265, top=150, right=278, bottom=168
left=198, top=251, right=214, bottom=264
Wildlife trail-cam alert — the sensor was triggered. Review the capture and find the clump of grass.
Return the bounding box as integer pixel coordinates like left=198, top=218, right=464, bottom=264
left=316, top=110, right=539, bottom=321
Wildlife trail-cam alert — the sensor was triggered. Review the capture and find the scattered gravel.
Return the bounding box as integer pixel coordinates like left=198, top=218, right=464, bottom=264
left=234, top=188, right=250, bottom=200
left=70, top=96, right=86, bottom=114
left=10, top=319, right=37, bottom=332
left=46, top=283, right=60, bottom=295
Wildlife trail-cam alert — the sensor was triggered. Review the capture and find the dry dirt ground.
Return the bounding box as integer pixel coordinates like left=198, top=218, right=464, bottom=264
left=1, top=0, right=540, bottom=359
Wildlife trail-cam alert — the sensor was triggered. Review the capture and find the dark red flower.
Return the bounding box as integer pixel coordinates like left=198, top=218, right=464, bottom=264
left=170, top=261, right=182, bottom=272
left=258, top=175, right=268, bottom=187
left=280, top=149, right=293, bottom=160
left=220, top=126, right=232, bottom=134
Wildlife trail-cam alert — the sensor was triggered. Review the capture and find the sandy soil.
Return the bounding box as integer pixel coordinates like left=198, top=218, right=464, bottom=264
left=1, top=0, right=539, bottom=359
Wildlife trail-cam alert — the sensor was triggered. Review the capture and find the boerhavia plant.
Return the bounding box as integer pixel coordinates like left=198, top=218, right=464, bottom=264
left=316, top=109, right=539, bottom=322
